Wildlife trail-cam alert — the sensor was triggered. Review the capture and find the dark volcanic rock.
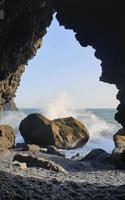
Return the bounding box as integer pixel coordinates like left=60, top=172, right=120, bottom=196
left=0, top=0, right=53, bottom=110
left=13, top=161, right=27, bottom=171
left=71, top=153, right=81, bottom=160
left=13, top=152, right=66, bottom=173
left=0, top=65, right=25, bottom=111
left=0, top=125, right=15, bottom=149
left=19, top=113, right=89, bottom=150
left=112, top=128, right=125, bottom=169
left=81, top=149, right=111, bottom=164
left=19, top=113, right=55, bottom=147
left=0, top=0, right=125, bottom=127
left=47, top=145, right=65, bottom=157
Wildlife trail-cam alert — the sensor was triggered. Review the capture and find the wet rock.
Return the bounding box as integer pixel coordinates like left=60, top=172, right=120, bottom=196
left=13, top=161, right=27, bottom=171
left=81, top=149, right=111, bottom=164
left=0, top=1, right=53, bottom=110
left=15, top=143, right=26, bottom=149
left=47, top=145, right=65, bottom=157
left=0, top=65, right=25, bottom=111
left=0, top=125, right=15, bottom=149
left=112, top=128, right=125, bottom=169
left=23, top=144, right=40, bottom=153
left=71, top=153, right=81, bottom=160
left=19, top=113, right=89, bottom=150
left=19, top=114, right=54, bottom=146
left=13, top=153, right=66, bottom=173
left=52, top=117, right=89, bottom=149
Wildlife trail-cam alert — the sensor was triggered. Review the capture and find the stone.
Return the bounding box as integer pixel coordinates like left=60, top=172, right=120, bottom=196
left=13, top=153, right=66, bottom=173
left=0, top=65, right=25, bottom=111
left=81, top=148, right=111, bottom=164
left=13, top=161, right=27, bottom=171
left=71, top=153, right=81, bottom=160
left=0, top=1, right=125, bottom=128
left=0, top=125, right=15, bottom=149
left=15, top=143, right=26, bottom=149
left=19, top=113, right=89, bottom=150
left=0, top=1, right=53, bottom=110
left=19, top=113, right=54, bottom=146
left=112, top=128, right=125, bottom=169
left=23, top=144, right=40, bottom=152
left=47, top=145, right=65, bottom=157
left=113, top=128, right=125, bottom=148
left=52, top=117, right=89, bottom=149
left=0, top=149, right=10, bottom=160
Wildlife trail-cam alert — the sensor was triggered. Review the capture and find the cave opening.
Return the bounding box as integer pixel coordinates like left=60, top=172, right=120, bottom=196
left=15, top=16, right=118, bottom=112
left=12, top=16, right=120, bottom=153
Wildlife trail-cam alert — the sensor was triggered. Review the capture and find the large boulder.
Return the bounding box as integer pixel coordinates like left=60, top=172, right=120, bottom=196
left=112, top=128, right=125, bottom=169
left=0, top=125, right=15, bottom=149
left=19, top=114, right=55, bottom=147
left=19, top=113, right=89, bottom=150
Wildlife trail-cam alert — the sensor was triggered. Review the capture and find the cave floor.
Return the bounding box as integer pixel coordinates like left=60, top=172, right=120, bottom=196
left=0, top=150, right=125, bottom=200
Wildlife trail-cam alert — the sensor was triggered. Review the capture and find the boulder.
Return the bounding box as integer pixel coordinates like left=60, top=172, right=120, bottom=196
left=0, top=125, right=15, bottom=149
left=19, top=113, right=89, bottom=150
left=81, top=148, right=111, bottom=164
left=47, top=145, right=65, bottom=157
left=13, top=153, right=66, bottom=173
left=51, top=117, right=89, bottom=149
left=112, top=128, right=125, bottom=169
left=13, top=161, right=27, bottom=171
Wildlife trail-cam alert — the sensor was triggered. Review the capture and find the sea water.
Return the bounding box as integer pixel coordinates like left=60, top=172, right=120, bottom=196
left=0, top=108, right=121, bottom=158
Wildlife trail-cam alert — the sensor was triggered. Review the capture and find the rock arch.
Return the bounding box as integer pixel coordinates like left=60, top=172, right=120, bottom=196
left=0, top=0, right=125, bottom=127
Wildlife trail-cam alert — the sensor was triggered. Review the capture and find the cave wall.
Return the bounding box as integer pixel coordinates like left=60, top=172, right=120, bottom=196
left=54, top=0, right=125, bottom=127
left=0, top=0, right=54, bottom=110
left=0, top=64, right=25, bottom=111
left=0, top=0, right=125, bottom=126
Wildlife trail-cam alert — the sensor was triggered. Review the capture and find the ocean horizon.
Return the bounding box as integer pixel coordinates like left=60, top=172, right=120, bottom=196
left=0, top=108, right=121, bottom=158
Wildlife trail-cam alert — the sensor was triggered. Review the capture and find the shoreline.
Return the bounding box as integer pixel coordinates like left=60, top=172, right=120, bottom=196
left=0, top=148, right=125, bottom=199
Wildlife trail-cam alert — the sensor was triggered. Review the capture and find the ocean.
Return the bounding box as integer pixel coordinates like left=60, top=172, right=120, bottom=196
left=0, top=108, right=121, bottom=158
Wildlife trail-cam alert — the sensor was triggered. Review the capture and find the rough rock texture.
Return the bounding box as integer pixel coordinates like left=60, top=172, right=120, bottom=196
left=13, top=160, right=27, bottom=171
left=23, top=144, right=41, bottom=152
left=52, top=117, right=89, bottom=149
left=53, top=0, right=125, bottom=128
left=47, top=145, right=65, bottom=157
left=19, top=113, right=55, bottom=146
left=0, top=125, right=15, bottom=149
left=0, top=65, right=25, bottom=110
left=0, top=0, right=53, bottom=109
left=0, top=0, right=125, bottom=126
left=82, top=149, right=111, bottom=164
left=112, top=128, right=125, bottom=169
left=19, top=113, right=89, bottom=149
left=13, top=152, right=66, bottom=173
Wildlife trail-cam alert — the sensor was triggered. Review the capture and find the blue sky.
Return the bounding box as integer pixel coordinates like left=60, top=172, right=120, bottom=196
left=15, top=16, right=118, bottom=109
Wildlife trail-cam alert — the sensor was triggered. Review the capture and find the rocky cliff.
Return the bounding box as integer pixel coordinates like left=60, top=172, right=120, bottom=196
left=0, top=0, right=53, bottom=110
left=54, top=0, right=125, bottom=127
left=0, top=0, right=125, bottom=126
